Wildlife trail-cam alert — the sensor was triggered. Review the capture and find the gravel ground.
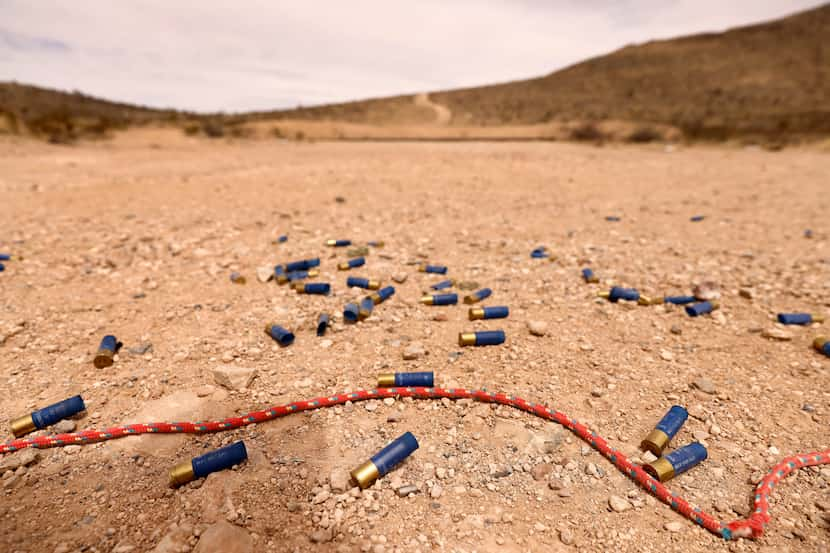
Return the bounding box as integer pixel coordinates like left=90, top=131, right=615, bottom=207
left=0, top=133, right=828, bottom=553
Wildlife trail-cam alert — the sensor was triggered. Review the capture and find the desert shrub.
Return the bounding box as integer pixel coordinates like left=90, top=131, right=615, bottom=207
left=569, top=122, right=605, bottom=142
left=270, top=126, right=283, bottom=138
left=627, top=126, right=663, bottom=143
left=202, top=120, right=225, bottom=138
left=183, top=123, right=201, bottom=136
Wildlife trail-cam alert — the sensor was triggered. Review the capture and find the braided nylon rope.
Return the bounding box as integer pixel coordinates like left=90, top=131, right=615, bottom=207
left=1, top=387, right=827, bottom=540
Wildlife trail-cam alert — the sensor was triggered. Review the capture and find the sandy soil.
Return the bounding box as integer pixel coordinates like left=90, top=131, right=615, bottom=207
left=0, top=131, right=828, bottom=553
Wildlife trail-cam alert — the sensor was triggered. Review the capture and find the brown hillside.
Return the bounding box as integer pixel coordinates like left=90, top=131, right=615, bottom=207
left=266, top=3, right=830, bottom=140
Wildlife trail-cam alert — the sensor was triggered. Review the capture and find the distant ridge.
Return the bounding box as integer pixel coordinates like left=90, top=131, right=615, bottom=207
left=1, top=3, right=828, bottom=142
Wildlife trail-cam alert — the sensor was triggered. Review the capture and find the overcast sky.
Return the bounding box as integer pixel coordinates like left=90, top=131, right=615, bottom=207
left=0, top=1, right=823, bottom=113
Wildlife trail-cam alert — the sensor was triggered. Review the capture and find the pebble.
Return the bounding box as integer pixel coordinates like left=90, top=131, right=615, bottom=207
left=692, top=281, right=720, bottom=301
left=402, top=342, right=426, bottom=360
left=128, top=343, right=153, bottom=355
left=692, top=378, right=716, bottom=394
left=664, top=521, right=684, bottom=533
left=0, top=449, right=40, bottom=473
left=432, top=313, right=448, bottom=322
left=559, top=528, right=574, bottom=545
left=608, top=495, right=632, bottom=513
left=397, top=485, right=419, bottom=497
left=212, top=365, right=257, bottom=390
left=330, top=469, right=351, bottom=493
left=660, top=349, right=674, bottom=361
left=53, top=419, right=77, bottom=433
left=309, top=528, right=333, bottom=543
left=392, top=273, right=408, bottom=283
left=762, top=328, right=793, bottom=341
left=430, top=485, right=443, bottom=499
left=530, top=463, right=553, bottom=481
left=670, top=325, right=682, bottom=335
left=527, top=320, right=548, bottom=337
left=457, top=281, right=479, bottom=291
left=739, top=288, right=755, bottom=300
left=256, top=266, right=273, bottom=283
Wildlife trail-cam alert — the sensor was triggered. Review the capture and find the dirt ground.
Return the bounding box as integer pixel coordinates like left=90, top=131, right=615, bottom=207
left=0, top=130, right=828, bottom=553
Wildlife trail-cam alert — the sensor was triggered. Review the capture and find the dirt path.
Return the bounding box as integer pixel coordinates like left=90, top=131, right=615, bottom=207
left=414, top=92, right=452, bottom=125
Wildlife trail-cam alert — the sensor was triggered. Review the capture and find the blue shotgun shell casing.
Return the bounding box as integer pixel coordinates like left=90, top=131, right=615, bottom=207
left=278, top=235, right=288, bottom=243
left=582, top=268, right=599, bottom=283
left=459, top=330, right=506, bottom=346
left=777, top=313, right=823, bottom=325
left=31, top=395, right=86, bottom=430
left=468, top=306, right=509, bottom=320
left=264, top=324, right=295, bottom=346
left=343, top=303, right=360, bottom=323
left=367, top=240, right=384, bottom=248
left=358, top=297, right=374, bottom=320
left=0, top=254, right=10, bottom=261
left=277, top=269, right=320, bottom=284
left=690, top=215, right=705, bottom=222
left=814, top=336, right=830, bottom=357
left=420, top=293, right=458, bottom=306
left=686, top=301, right=718, bottom=317
left=94, top=335, right=120, bottom=368
left=377, top=372, right=434, bottom=387
left=370, top=286, right=395, bottom=304
left=664, top=296, right=696, bottom=305
left=326, top=239, right=351, bottom=247
left=338, top=257, right=365, bottom=270
left=607, top=287, right=639, bottom=302
left=0, top=263, right=4, bottom=272
left=347, top=276, right=381, bottom=290
left=606, top=215, right=621, bottom=222
left=351, top=432, right=419, bottom=489
left=419, top=264, right=447, bottom=274
left=531, top=247, right=548, bottom=258
left=170, top=441, right=248, bottom=486
left=644, top=442, right=707, bottom=482
left=285, top=258, right=320, bottom=272
left=274, top=265, right=285, bottom=277
left=317, top=313, right=330, bottom=336
left=431, top=279, right=454, bottom=291
left=295, top=282, right=331, bottom=295
left=640, top=405, right=688, bottom=456
left=463, top=288, right=492, bottom=304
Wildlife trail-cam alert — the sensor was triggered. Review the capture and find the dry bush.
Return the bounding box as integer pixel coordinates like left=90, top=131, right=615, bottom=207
left=627, top=126, right=663, bottom=143
left=569, top=122, right=605, bottom=142
left=202, top=120, right=225, bottom=138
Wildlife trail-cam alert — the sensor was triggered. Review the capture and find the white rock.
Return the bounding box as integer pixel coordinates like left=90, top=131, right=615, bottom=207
left=608, top=495, right=631, bottom=513
left=527, top=321, right=548, bottom=337
left=330, top=469, right=351, bottom=493
left=193, top=521, right=253, bottom=553
left=213, top=365, right=257, bottom=390
left=256, top=266, right=273, bottom=283
left=402, top=342, right=426, bottom=360
left=664, top=521, right=684, bottom=533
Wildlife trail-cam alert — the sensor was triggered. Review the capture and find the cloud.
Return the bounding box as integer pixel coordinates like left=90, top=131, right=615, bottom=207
left=0, top=0, right=823, bottom=112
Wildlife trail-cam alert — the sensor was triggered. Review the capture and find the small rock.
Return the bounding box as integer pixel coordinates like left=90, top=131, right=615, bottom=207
left=402, top=342, right=426, bottom=360
left=53, top=419, right=76, bottom=433
left=392, top=273, right=408, bottom=284
left=320, top=339, right=333, bottom=348
left=692, top=281, right=720, bottom=301
left=430, top=485, right=443, bottom=499
left=309, top=528, right=333, bottom=544
left=195, top=385, right=215, bottom=397
left=608, top=495, right=631, bottom=513
left=457, top=281, right=479, bottom=291
left=559, top=528, right=574, bottom=545
left=691, top=378, right=716, bottom=394
left=531, top=463, right=553, bottom=481
left=670, top=325, right=682, bottom=335
left=739, top=288, right=754, bottom=300
left=256, top=266, right=273, bottom=283
left=347, top=246, right=370, bottom=257
left=432, top=313, right=448, bottom=322
left=0, top=448, right=40, bottom=472
left=330, top=469, right=351, bottom=493
left=762, top=328, right=793, bottom=341
left=128, top=343, right=153, bottom=355
left=397, top=484, right=419, bottom=497
left=692, top=430, right=709, bottom=441
left=660, top=349, right=674, bottom=361
left=527, top=321, right=548, bottom=337
left=664, top=521, right=684, bottom=533
left=213, top=366, right=257, bottom=390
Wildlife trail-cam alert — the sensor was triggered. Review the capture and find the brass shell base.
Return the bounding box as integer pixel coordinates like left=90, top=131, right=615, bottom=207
left=169, top=462, right=196, bottom=487
left=10, top=414, right=36, bottom=438
left=350, top=460, right=380, bottom=489
left=640, top=429, right=670, bottom=456
left=643, top=457, right=675, bottom=482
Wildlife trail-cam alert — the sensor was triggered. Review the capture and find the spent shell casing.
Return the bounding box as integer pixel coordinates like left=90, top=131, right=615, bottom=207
left=347, top=276, right=381, bottom=290
left=338, top=257, right=365, bottom=270
left=458, top=330, right=505, bottom=347
left=640, top=405, right=688, bottom=456
left=685, top=301, right=719, bottom=317
left=11, top=395, right=86, bottom=438
left=463, top=288, right=492, bottom=304
left=377, top=372, right=434, bottom=387
left=294, top=282, right=331, bottom=295
left=813, top=336, right=830, bottom=357
left=94, top=335, right=120, bottom=368
left=777, top=313, right=824, bottom=325
left=350, top=432, right=419, bottom=489
left=317, top=313, right=330, bottom=336
left=420, top=293, right=458, bottom=306
left=468, top=306, right=509, bottom=320
left=430, top=279, right=455, bottom=291
left=285, top=258, right=320, bottom=272
left=664, top=295, right=696, bottom=305
left=643, top=442, right=707, bottom=482
left=581, top=268, right=599, bottom=283
left=418, top=264, right=447, bottom=274
left=607, top=287, right=640, bottom=303
left=358, top=297, right=374, bottom=320
left=326, top=239, right=352, bottom=247
left=343, top=303, right=360, bottom=323
left=170, top=441, right=247, bottom=487
left=264, top=324, right=295, bottom=346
